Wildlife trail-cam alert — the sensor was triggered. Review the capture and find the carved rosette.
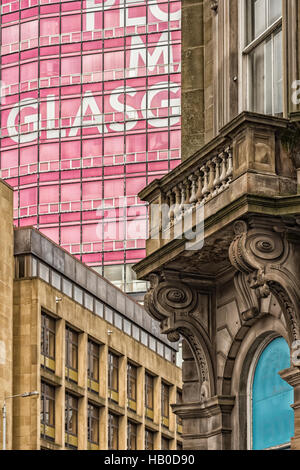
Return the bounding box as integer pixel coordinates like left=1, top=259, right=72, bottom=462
left=229, top=220, right=286, bottom=274
left=144, top=273, right=198, bottom=322
left=229, top=220, right=300, bottom=341
left=144, top=272, right=215, bottom=398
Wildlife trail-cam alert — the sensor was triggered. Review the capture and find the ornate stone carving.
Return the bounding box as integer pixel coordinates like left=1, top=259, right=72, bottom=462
left=210, top=0, right=218, bottom=13
left=229, top=220, right=287, bottom=274
left=178, top=327, right=210, bottom=388
left=144, top=273, right=198, bottom=322
left=144, top=272, right=215, bottom=397
left=268, top=281, right=299, bottom=342
left=229, top=220, right=300, bottom=341
left=233, top=271, right=260, bottom=322
left=167, top=331, right=180, bottom=343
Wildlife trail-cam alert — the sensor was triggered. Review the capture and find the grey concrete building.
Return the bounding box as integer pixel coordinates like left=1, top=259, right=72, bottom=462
left=134, top=0, right=300, bottom=450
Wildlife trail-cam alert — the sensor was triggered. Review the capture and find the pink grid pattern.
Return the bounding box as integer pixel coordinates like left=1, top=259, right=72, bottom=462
left=0, top=0, right=181, bottom=273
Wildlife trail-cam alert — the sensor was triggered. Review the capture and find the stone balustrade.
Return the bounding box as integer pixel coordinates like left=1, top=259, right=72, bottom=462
left=139, top=112, right=295, bottom=256
left=165, top=147, right=233, bottom=225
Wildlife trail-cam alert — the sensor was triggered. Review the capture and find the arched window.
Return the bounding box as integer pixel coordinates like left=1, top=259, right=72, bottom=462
left=250, top=337, right=294, bottom=450
left=242, top=0, right=283, bottom=116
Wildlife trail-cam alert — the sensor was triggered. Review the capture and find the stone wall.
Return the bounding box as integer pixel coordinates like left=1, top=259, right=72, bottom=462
left=0, top=180, right=14, bottom=450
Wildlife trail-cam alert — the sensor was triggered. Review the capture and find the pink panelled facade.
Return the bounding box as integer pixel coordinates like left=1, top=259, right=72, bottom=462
left=0, top=0, right=181, bottom=292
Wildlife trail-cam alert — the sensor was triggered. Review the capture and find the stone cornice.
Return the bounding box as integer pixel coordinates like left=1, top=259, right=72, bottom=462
left=134, top=193, right=300, bottom=279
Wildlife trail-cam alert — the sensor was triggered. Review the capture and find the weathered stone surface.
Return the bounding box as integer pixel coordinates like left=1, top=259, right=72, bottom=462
left=134, top=0, right=300, bottom=450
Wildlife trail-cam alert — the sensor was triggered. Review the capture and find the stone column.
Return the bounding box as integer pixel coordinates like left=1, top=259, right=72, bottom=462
left=279, top=367, right=300, bottom=450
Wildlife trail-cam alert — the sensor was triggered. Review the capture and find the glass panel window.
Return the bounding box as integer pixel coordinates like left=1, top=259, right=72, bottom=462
left=84, top=293, right=94, bottom=311
left=95, top=301, right=104, bottom=318
left=108, top=351, right=119, bottom=401
left=88, top=340, right=100, bottom=392
left=39, top=263, right=50, bottom=282
left=132, top=325, right=140, bottom=341
left=41, top=382, right=55, bottom=441
left=248, top=0, right=282, bottom=42
left=108, top=413, right=118, bottom=450
left=41, top=312, right=55, bottom=371
left=65, top=393, right=78, bottom=449
left=127, top=421, right=137, bottom=450
left=105, top=307, right=113, bottom=324
left=141, top=330, right=148, bottom=346
left=51, top=271, right=61, bottom=290
left=161, top=437, right=169, bottom=450
left=87, top=403, right=99, bottom=446
left=245, top=0, right=283, bottom=116
left=164, top=347, right=172, bottom=362
left=145, top=373, right=154, bottom=419
left=62, top=278, right=73, bottom=297
left=161, top=382, right=169, bottom=426
left=104, top=265, right=124, bottom=290
left=114, top=312, right=123, bottom=330
left=127, top=362, right=137, bottom=409
left=65, top=327, right=78, bottom=382
left=145, top=429, right=154, bottom=450
left=124, top=319, right=131, bottom=336
left=149, top=336, right=156, bottom=352
left=74, top=286, right=83, bottom=304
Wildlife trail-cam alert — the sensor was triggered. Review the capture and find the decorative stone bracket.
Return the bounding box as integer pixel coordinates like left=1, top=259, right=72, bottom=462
left=144, top=271, right=216, bottom=399
left=229, top=219, right=300, bottom=342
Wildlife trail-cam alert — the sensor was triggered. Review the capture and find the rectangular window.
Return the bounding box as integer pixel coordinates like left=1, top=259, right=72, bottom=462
left=65, top=327, right=78, bottom=383
left=127, top=421, right=137, bottom=450
left=161, top=382, right=169, bottom=428
left=161, top=436, right=169, bottom=450
left=145, top=373, right=154, bottom=421
left=108, top=413, right=118, bottom=450
left=108, top=351, right=119, bottom=403
left=88, top=340, right=100, bottom=394
left=41, top=312, right=55, bottom=372
left=87, top=403, right=99, bottom=450
left=145, top=429, right=154, bottom=450
left=40, top=382, right=55, bottom=441
left=244, top=0, right=283, bottom=115
left=127, top=362, right=137, bottom=412
left=65, top=393, right=78, bottom=449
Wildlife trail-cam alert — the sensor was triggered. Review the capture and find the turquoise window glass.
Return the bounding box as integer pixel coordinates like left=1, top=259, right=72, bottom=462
left=252, top=337, right=294, bottom=450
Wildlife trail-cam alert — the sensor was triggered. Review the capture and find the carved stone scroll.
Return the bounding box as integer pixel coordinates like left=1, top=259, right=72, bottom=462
left=229, top=220, right=300, bottom=342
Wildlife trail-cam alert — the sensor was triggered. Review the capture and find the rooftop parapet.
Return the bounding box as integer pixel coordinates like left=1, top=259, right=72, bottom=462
left=14, top=225, right=177, bottom=351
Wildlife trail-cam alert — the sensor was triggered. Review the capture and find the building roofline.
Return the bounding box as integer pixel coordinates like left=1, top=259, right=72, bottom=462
left=14, top=226, right=178, bottom=350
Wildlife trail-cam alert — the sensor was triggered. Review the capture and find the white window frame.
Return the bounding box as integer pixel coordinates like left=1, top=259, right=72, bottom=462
left=239, top=0, right=283, bottom=115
